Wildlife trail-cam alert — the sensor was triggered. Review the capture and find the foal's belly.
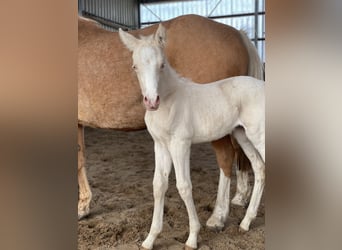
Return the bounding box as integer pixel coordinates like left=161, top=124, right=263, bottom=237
left=191, top=129, right=233, bottom=144
left=191, top=118, right=239, bottom=144
left=191, top=104, right=240, bottom=144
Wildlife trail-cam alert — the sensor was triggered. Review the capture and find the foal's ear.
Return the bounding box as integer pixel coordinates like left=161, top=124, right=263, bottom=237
left=155, top=24, right=166, bottom=47
left=119, top=28, right=139, bottom=51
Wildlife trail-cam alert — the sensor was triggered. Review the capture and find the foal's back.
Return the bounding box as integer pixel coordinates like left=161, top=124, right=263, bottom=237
left=218, top=76, right=264, bottom=105
left=186, top=76, right=264, bottom=108
left=172, top=76, right=264, bottom=143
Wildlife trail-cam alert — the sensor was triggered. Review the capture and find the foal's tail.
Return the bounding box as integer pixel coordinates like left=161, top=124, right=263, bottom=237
left=239, top=30, right=264, bottom=80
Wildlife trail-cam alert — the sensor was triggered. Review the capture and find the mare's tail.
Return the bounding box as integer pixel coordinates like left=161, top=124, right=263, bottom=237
left=239, top=30, right=264, bottom=80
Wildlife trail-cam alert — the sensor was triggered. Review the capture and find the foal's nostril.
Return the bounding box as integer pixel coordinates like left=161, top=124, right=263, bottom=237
left=156, top=95, right=160, bottom=103
left=144, top=96, right=148, bottom=102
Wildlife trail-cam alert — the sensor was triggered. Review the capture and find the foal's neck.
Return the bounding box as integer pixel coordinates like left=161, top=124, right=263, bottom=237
left=159, top=60, right=186, bottom=99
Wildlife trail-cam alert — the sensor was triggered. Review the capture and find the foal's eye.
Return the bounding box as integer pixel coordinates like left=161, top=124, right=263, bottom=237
left=132, top=65, right=137, bottom=70
left=160, top=63, right=165, bottom=69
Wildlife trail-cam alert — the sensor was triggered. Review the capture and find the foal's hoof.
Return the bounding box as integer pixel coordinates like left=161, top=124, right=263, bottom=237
left=140, top=247, right=150, bottom=250
left=239, top=218, right=250, bottom=233
left=206, top=216, right=224, bottom=232
left=231, top=194, right=248, bottom=207
left=78, top=199, right=91, bottom=220
left=238, top=225, right=248, bottom=233
left=206, top=224, right=224, bottom=233
left=78, top=208, right=90, bottom=220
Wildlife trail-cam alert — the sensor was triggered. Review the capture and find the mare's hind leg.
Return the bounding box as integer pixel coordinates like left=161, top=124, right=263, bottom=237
left=207, top=136, right=234, bottom=230
left=233, top=127, right=265, bottom=231
left=231, top=137, right=252, bottom=206
left=78, top=124, right=92, bottom=220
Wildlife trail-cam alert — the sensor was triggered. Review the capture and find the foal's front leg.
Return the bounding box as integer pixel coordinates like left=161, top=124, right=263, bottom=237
left=142, top=142, right=172, bottom=250
left=170, top=139, right=201, bottom=250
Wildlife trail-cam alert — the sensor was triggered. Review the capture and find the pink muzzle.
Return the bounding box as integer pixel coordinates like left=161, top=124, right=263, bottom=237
left=143, top=95, right=160, bottom=111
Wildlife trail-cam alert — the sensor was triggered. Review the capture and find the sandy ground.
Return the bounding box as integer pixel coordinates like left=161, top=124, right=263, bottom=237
left=78, top=127, right=265, bottom=250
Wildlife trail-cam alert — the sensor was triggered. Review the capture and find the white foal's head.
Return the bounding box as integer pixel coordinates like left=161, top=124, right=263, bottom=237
left=119, top=25, right=167, bottom=111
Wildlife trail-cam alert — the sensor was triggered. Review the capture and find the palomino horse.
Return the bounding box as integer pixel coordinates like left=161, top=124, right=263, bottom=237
left=78, top=15, right=263, bottom=220
left=119, top=24, right=265, bottom=250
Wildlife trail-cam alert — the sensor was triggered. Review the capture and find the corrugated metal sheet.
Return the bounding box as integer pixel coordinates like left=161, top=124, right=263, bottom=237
left=140, top=0, right=265, bottom=62
left=78, top=0, right=139, bottom=31
left=140, top=0, right=258, bottom=23
left=77, top=0, right=265, bottom=61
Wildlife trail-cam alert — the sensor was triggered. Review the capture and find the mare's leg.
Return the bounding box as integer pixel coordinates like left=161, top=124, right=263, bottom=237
left=78, top=124, right=92, bottom=219
left=231, top=138, right=252, bottom=206
left=142, top=142, right=172, bottom=250
left=233, top=127, right=265, bottom=231
left=206, top=136, right=233, bottom=230
left=170, top=139, right=201, bottom=250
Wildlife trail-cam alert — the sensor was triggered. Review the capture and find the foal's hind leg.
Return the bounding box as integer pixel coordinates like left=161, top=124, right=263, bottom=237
left=78, top=124, right=92, bottom=219
left=207, top=136, right=251, bottom=230
left=207, top=136, right=234, bottom=230
left=231, top=138, right=252, bottom=206
left=233, top=127, right=265, bottom=231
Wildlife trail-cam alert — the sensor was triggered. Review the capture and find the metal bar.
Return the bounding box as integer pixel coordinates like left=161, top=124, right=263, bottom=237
left=209, top=11, right=265, bottom=19
left=141, top=3, right=162, bottom=22
left=82, top=11, right=136, bottom=30
left=254, top=0, right=259, bottom=46
left=138, top=0, right=141, bottom=28
left=207, top=0, right=223, bottom=17
left=251, top=38, right=265, bottom=41
left=140, top=12, right=265, bottom=27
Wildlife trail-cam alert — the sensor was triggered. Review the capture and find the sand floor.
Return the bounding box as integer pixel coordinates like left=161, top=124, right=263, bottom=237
left=78, top=127, right=264, bottom=250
